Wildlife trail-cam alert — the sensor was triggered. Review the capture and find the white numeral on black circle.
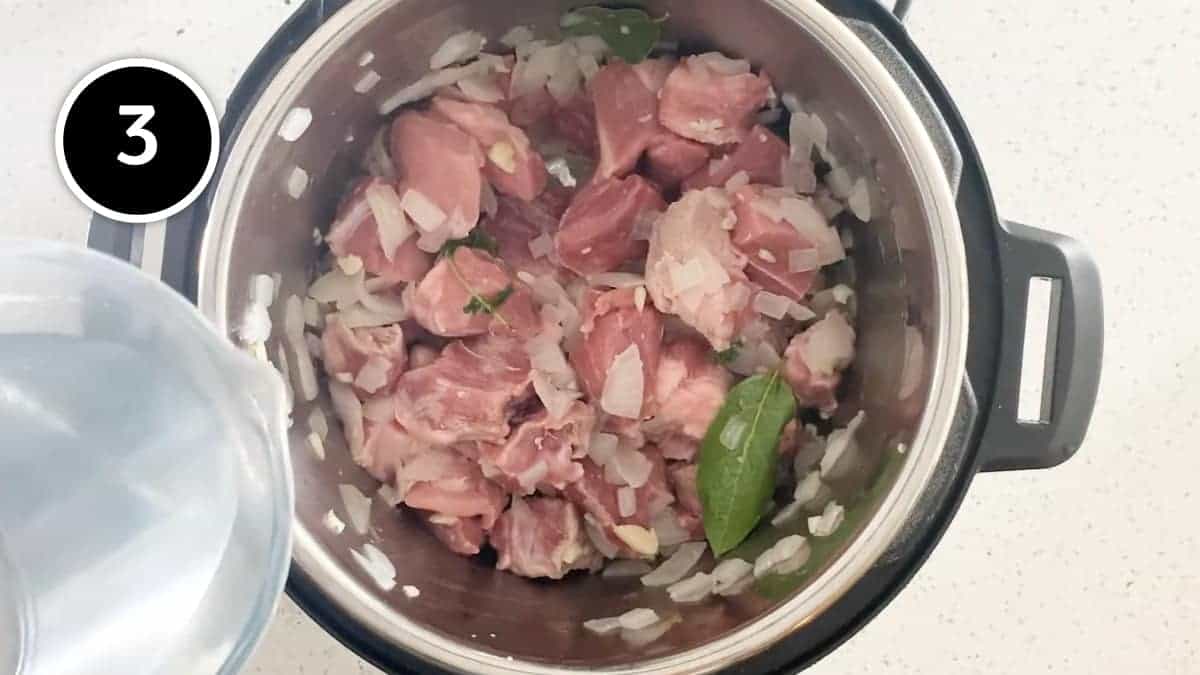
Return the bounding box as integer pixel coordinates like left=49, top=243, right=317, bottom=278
left=117, top=105, right=157, bottom=166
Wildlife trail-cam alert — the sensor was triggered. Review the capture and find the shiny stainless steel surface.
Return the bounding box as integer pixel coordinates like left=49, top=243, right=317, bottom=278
left=197, top=0, right=967, bottom=671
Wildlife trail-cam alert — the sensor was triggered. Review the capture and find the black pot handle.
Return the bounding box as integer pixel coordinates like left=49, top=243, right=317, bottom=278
left=976, top=221, right=1103, bottom=472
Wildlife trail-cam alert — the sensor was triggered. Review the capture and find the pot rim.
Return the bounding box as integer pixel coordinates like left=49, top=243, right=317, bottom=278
left=196, top=0, right=969, bottom=672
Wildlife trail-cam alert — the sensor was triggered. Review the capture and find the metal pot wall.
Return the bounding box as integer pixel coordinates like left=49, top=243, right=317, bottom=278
left=89, top=0, right=1103, bottom=672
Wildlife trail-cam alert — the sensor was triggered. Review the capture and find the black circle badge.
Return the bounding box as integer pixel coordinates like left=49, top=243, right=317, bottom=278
left=55, top=58, right=219, bottom=223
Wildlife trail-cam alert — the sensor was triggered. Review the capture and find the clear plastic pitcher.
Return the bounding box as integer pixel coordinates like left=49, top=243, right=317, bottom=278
left=0, top=240, right=293, bottom=675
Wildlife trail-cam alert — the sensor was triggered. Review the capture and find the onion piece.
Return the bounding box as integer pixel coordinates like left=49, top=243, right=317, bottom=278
left=307, top=407, right=329, bottom=440
left=793, top=469, right=824, bottom=505
left=651, top=508, right=694, bottom=548
left=724, top=170, right=751, bottom=192
left=602, top=560, right=653, bottom=578
left=429, top=31, right=486, bottom=70
left=236, top=302, right=271, bottom=345
left=500, top=25, right=535, bottom=48
left=306, top=432, right=326, bottom=460
left=308, top=268, right=363, bottom=307
left=770, top=500, right=804, bottom=527
left=531, top=370, right=580, bottom=421
left=753, top=291, right=792, bottom=320
left=826, top=166, right=854, bottom=200
left=376, top=483, right=404, bottom=508
left=284, top=296, right=319, bottom=402
left=600, top=345, right=644, bottom=419
left=641, top=542, right=706, bottom=587
left=788, top=248, right=820, bottom=273
left=401, top=189, right=448, bottom=233
left=779, top=198, right=844, bottom=266
left=587, top=272, right=645, bottom=289
left=808, top=500, right=845, bottom=537
left=350, top=543, right=396, bottom=592
left=588, top=432, right=619, bottom=466
left=899, top=325, right=925, bottom=400
left=354, top=355, right=392, bottom=394
left=364, top=181, right=414, bottom=260
left=619, top=608, right=660, bottom=631
left=753, top=534, right=810, bottom=578
left=545, top=156, right=577, bottom=188
left=585, top=514, right=619, bottom=559
left=617, top=486, right=637, bottom=518
left=338, top=484, right=372, bottom=535
left=712, top=558, right=754, bottom=596
left=611, top=447, right=653, bottom=489
left=667, top=572, right=714, bottom=603
left=323, top=509, right=346, bottom=535
left=847, top=178, right=871, bottom=221
left=582, top=616, right=622, bottom=635
left=329, top=380, right=364, bottom=457
left=379, top=60, right=500, bottom=114
left=528, top=232, right=554, bottom=259
left=820, top=410, right=865, bottom=477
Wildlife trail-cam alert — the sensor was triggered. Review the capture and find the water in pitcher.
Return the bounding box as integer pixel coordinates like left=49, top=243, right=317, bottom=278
left=0, top=332, right=238, bottom=674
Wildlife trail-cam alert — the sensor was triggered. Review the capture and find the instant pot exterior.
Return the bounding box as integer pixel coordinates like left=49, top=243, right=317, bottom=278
left=89, top=0, right=1104, bottom=672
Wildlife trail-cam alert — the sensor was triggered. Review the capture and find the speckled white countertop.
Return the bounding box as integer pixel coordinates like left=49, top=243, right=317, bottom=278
left=2, top=1, right=1196, bottom=673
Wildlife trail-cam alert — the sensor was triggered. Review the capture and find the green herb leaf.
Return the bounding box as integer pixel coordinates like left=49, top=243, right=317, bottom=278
left=440, top=229, right=499, bottom=259
left=713, top=340, right=743, bottom=365
left=560, top=6, right=664, bottom=64
left=698, top=371, right=797, bottom=555
left=463, top=284, right=514, bottom=316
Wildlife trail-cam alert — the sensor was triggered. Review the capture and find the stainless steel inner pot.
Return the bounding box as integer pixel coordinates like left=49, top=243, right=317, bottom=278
left=197, top=0, right=968, bottom=671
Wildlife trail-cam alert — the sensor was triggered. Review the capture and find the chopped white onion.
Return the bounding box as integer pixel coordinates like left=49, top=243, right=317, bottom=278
left=329, top=380, right=364, bottom=457
left=303, top=297, right=322, bottom=328
left=587, top=272, right=646, bottom=289
left=339, top=483, right=372, bottom=535
left=826, top=166, right=854, bottom=200
left=612, top=524, right=659, bottom=557
left=353, top=69, right=382, bottom=94
left=350, top=543, right=396, bottom=591
left=528, top=232, right=555, bottom=259
left=788, top=248, right=820, bottom=273
left=800, top=310, right=856, bottom=377
left=308, top=407, right=329, bottom=440
left=278, top=107, right=312, bottom=142
left=308, top=268, right=363, bottom=307
left=641, top=542, right=706, bottom=587
left=724, top=170, right=751, bottom=192
left=284, top=296, right=319, bottom=402
left=712, top=558, right=754, bottom=596
left=619, top=608, right=661, bottom=631
left=794, top=470, right=824, bottom=505
left=588, top=432, right=619, bottom=466
left=779, top=198, right=845, bottom=266
left=429, top=30, right=486, bottom=70
left=651, top=508, right=695, bottom=548
left=582, top=616, right=623, bottom=635
left=753, top=291, right=792, bottom=320
left=337, top=255, right=364, bottom=275
left=354, top=355, right=393, bottom=394
left=667, top=572, right=714, bottom=603
left=781, top=158, right=817, bottom=194
left=585, top=514, right=620, bottom=558
left=306, top=431, right=326, bottom=461
left=363, top=127, right=397, bottom=179
left=808, top=500, right=845, bottom=537
left=620, top=616, right=679, bottom=647
left=377, top=483, right=403, bottom=508
left=500, top=25, right=535, bottom=48
left=612, top=446, right=653, bottom=489
left=694, top=52, right=752, bottom=75
left=335, top=302, right=409, bottom=329
left=323, top=509, right=346, bottom=535
left=531, top=370, right=580, bottom=421
left=788, top=303, right=817, bottom=322
left=402, top=585, right=420, bottom=599
left=364, top=181, right=415, bottom=260
left=770, top=500, right=804, bottom=527
left=617, top=487, right=637, bottom=518
left=602, top=560, right=653, bottom=578
left=600, top=345, right=644, bottom=419
left=847, top=178, right=871, bottom=221
left=754, top=534, right=810, bottom=578
left=545, top=156, right=577, bottom=187
left=379, top=59, right=498, bottom=114
left=781, top=92, right=801, bottom=113
left=480, top=182, right=499, bottom=218
left=401, top=189, right=448, bottom=233
left=820, top=410, right=865, bottom=477
left=273, top=343, right=294, bottom=410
